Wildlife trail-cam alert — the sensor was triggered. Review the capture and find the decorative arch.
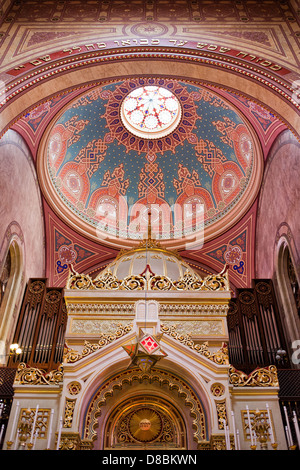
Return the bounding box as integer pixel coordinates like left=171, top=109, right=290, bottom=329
left=2, top=46, right=299, bottom=141
left=275, top=223, right=300, bottom=354
left=0, top=223, right=24, bottom=364
left=81, top=367, right=208, bottom=448
left=103, top=395, right=187, bottom=449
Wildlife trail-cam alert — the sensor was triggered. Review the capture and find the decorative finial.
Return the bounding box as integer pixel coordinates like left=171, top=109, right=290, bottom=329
left=147, top=205, right=152, bottom=241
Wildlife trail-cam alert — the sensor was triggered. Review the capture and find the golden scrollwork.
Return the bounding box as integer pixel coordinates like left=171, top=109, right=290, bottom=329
left=66, top=272, right=94, bottom=290
left=14, top=362, right=63, bottom=385
left=149, top=271, right=229, bottom=291
left=216, top=402, right=227, bottom=430
left=150, top=275, right=173, bottom=290
left=57, top=432, right=81, bottom=450
left=160, top=324, right=229, bottom=365
left=64, top=399, right=76, bottom=428
left=66, top=266, right=229, bottom=292
left=211, top=383, right=225, bottom=397
left=209, top=434, right=233, bottom=450
left=229, top=365, right=279, bottom=387
left=68, top=381, right=81, bottom=395
left=64, top=323, right=133, bottom=363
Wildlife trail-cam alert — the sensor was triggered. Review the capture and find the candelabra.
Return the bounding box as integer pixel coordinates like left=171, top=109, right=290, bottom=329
left=6, top=405, right=40, bottom=450
left=17, top=409, right=33, bottom=450
left=245, top=405, right=278, bottom=450
left=251, top=409, right=272, bottom=450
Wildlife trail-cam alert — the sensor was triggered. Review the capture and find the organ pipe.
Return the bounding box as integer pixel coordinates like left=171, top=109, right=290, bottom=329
left=227, top=280, right=289, bottom=372
left=8, top=279, right=67, bottom=372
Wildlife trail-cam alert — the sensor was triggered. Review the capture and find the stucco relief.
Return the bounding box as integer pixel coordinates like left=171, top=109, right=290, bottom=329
left=159, top=303, right=229, bottom=316
left=70, top=319, right=133, bottom=335
left=161, top=320, right=223, bottom=336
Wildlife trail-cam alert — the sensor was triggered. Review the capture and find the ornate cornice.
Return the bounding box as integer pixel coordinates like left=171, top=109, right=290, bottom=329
left=66, top=302, right=135, bottom=315
left=2, top=45, right=298, bottom=123
left=66, top=265, right=230, bottom=292
left=159, top=303, right=229, bottom=316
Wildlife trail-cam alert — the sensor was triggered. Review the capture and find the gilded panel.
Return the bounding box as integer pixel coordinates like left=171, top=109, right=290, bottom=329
left=70, top=319, right=133, bottom=336
left=161, top=320, right=224, bottom=337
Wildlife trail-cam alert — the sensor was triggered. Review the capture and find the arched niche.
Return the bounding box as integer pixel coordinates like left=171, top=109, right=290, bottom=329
left=103, top=395, right=187, bottom=450
left=275, top=227, right=300, bottom=362
left=0, top=129, right=45, bottom=363
left=80, top=367, right=209, bottom=450
left=0, top=130, right=45, bottom=281
left=0, top=236, right=23, bottom=364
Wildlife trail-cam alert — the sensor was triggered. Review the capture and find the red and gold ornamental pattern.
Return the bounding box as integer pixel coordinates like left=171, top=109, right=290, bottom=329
left=44, top=77, right=262, bottom=247
left=105, top=78, right=197, bottom=155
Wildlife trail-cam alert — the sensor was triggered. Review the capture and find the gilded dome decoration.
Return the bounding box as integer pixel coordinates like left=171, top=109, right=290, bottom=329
left=99, top=239, right=197, bottom=282
left=66, top=234, right=229, bottom=292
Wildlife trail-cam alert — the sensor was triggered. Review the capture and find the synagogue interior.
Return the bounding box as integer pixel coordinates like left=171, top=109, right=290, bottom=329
left=0, top=0, right=299, bottom=452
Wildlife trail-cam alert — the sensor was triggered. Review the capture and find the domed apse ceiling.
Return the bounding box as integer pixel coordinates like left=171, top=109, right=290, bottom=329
left=42, top=77, right=263, bottom=250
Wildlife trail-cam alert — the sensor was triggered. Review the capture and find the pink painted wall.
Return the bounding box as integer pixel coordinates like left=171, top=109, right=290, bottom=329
left=255, top=129, right=300, bottom=279
left=0, top=129, right=45, bottom=280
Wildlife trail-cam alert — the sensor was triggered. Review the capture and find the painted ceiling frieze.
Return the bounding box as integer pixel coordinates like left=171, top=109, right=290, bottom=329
left=214, top=88, right=287, bottom=157
left=11, top=87, right=93, bottom=158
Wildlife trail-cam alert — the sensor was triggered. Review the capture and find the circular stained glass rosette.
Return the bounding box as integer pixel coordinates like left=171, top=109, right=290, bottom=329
left=120, top=86, right=182, bottom=139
